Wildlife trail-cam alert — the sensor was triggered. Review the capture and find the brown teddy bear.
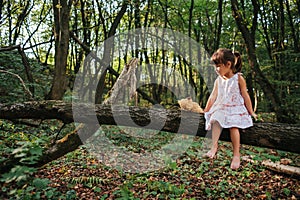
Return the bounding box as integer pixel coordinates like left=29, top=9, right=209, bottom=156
left=178, top=97, right=204, bottom=114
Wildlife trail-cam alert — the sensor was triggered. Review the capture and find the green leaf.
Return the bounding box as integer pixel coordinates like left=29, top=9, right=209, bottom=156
left=283, top=188, right=290, bottom=196
left=45, top=190, right=55, bottom=199
left=32, top=178, right=50, bottom=190
left=94, top=187, right=102, bottom=193
left=66, top=190, right=77, bottom=200
left=12, top=147, right=28, bottom=155
left=14, top=152, right=27, bottom=158
left=29, top=146, right=43, bottom=156
left=205, top=187, right=211, bottom=195
left=0, top=165, right=36, bottom=183
left=20, top=155, right=39, bottom=164
left=100, top=194, right=109, bottom=200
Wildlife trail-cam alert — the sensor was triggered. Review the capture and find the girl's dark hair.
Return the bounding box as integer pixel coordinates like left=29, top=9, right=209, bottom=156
left=211, top=48, right=242, bottom=73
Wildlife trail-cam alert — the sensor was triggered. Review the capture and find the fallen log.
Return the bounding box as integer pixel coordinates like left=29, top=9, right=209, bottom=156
left=0, top=100, right=300, bottom=153
left=0, top=100, right=299, bottom=173
left=242, top=156, right=300, bottom=177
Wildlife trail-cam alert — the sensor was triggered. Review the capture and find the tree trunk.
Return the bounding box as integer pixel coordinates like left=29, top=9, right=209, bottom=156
left=94, top=2, right=128, bottom=104
left=1, top=100, right=300, bottom=174
left=12, top=0, right=32, bottom=45
left=69, top=31, right=156, bottom=105
left=285, top=0, right=300, bottom=52
left=47, top=0, right=71, bottom=100
left=0, top=100, right=300, bottom=154
left=230, top=0, right=293, bottom=123
left=103, top=58, right=139, bottom=105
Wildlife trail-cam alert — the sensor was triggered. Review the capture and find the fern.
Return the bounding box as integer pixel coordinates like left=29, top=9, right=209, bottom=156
left=70, top=176, right=106, bottom=184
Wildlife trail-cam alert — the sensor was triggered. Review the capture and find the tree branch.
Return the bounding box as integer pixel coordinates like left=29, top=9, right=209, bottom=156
left=0, top=69, right=33, bottom=100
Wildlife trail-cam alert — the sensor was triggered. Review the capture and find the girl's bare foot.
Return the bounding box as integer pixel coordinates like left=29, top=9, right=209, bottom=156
left=230, top=155, right=240, bottom=169
left=204, top=147, right=218, bottom=159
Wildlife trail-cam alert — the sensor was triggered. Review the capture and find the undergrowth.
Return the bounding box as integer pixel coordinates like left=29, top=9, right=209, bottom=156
left=0, top=120, right=299, bottom=199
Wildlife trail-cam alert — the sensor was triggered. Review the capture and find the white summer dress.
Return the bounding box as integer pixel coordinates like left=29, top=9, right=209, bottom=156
left=205, top=73, right=253, bottom=130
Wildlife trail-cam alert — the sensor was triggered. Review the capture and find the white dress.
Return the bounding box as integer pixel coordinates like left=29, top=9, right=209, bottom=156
left=205, top=73, right=253, bottom=130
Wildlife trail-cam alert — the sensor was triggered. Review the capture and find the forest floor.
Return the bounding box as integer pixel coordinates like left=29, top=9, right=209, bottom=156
left=35, top=143, right=300, bottom=200
left=1, top=124, right=300, bottom=199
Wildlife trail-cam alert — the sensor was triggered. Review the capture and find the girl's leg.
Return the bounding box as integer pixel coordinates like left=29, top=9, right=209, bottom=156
left=206, top=121, right=222, bottom=158
left=230, top=127, right=240, bottom=169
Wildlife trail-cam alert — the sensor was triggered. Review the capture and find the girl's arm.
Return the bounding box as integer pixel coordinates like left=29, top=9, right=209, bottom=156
left=238, top=74, right=257, bottom=119
left=204, top=79, right=218, bottom=112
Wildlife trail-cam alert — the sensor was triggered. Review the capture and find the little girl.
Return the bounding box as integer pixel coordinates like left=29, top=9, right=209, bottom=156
left=203, top=48, right=257, bottom=170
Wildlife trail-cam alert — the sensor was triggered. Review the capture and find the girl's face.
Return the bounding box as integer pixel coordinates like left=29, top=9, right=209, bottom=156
left=215, top=61, right=232, bottom=77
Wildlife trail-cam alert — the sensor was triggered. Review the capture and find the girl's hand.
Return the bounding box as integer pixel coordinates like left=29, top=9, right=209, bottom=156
left=251, top=113, right=263, bottom=122
left=250, top=113, right=257, bottom=120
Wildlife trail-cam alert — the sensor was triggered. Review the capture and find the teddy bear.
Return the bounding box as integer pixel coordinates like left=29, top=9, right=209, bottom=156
left=178, top=97, right=204, bottom=114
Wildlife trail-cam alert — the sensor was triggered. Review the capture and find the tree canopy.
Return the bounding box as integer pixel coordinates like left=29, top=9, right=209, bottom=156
left=0, top=0, right=299, bottom=122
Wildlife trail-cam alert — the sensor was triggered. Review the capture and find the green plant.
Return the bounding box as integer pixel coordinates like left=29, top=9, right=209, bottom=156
left=0, top=52, right=52, bottom=103
left=0, top=165, right=36, bottom=185
left=282, top=188, right=291, bottom=196
left=113, top=185, right=139, bottom=200
left=1, top=140, right=44, bottom=185
left=147, top=180, right=185, bottom=198
left=70, top=176, right=106, bottom=185
left=65, top=190, right=77, bottom=200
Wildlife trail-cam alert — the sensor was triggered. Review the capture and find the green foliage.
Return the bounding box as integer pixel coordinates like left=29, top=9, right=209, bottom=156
left=146, top=180, right=185, bottom=197
left=0, top=70, right=26, bottom=103
left=0, top=120, right=78, bottom=200
left=258, top=49, right=300, bottom=119
left=32, top=178, right=51, bottom=190
left=101, top=125, right=175, bottom=153
left=1, top=122, right=299, bottom=199
left=0, top=141, right=55, bottom=199
left=0, top=52, right=52, bottom=103
left=0, top=133, right=44, bottom=186
left=3, top=177, right=64, bottom=200
left=113, top=185, right=138, bottom=200
left=0, top=0, right=299, bottom=122
left=0, top=0, right=300, bottom=198
left=1, top=165, right=36, bottom=184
